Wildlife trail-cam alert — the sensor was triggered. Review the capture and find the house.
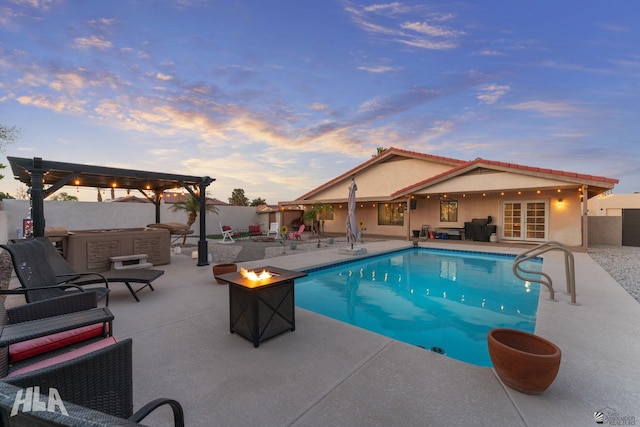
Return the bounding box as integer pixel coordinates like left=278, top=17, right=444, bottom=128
left=279, top=148, right=619, bottom=248
left=587, top=193, right=640, bottom=246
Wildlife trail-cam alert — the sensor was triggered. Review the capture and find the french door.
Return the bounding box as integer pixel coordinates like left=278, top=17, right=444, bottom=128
left=502, top=201, right=548, bottom=242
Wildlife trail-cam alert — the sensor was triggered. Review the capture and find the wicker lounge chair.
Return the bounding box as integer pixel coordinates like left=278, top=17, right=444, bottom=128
left=0, top=290, right=113, bottom=378
left=1, top=239, right=111, bottom=306
left=0, top=338, right=185, bottom=426
left=36, top=237, right=164, bottom=302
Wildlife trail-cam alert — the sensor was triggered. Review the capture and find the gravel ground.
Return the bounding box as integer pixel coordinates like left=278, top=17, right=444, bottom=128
left=588, top=244, right=640, bottom=303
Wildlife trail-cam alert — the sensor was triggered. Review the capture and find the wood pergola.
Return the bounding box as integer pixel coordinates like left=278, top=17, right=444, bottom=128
left=7, top=156, right=215, bottom=266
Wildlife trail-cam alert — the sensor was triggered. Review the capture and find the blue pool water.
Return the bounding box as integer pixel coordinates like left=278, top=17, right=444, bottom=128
left=295, top=248, right=542, bottom=366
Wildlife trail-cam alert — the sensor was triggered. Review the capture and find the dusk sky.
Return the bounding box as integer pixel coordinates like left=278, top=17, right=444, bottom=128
left=1, top=1, right=638, bottom=203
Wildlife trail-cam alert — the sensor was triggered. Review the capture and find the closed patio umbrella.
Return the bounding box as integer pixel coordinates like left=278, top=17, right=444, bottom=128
left=346, top=177, right=361, bottom=249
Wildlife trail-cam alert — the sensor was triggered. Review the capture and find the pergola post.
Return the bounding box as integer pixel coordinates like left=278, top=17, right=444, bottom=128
left=30, top=158, right=46, bottom=237
left=197, top=180, right=209, bottom=266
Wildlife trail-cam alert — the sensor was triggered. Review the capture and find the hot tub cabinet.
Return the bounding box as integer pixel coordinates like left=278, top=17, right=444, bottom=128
left=66, top=228, right=171, bottom=272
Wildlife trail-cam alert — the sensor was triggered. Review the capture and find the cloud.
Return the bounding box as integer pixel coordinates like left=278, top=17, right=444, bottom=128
left=475, top=49, right=503, bottom=56
left=73, top=35, right=113, bottom=50
left=87, top=18, right=116, bottom=29
left=16, top=94, right=87, bottom=114
left=508, top=100, right=585, bottom=117
left=145, top=72, right=174, bottom=81
left=400, top=21, right=464, bottom=38
left=50, top=72, right=87, bottom=92
left=344, top=3, right=462, bottom=51
left=477, top=84, right=510, bottom=105
left=308, top=103, right=329, bottom=111
left=12, top=0, right=60, bottom=10
left=394, top=37, right=457, bottom=50
left=363, top=3, right=408, bottom=14
left=357, top=65, right=402, bottom=73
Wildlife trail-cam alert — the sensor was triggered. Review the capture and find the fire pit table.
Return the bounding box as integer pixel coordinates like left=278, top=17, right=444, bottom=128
left=215, top=266, right=307, bottom=348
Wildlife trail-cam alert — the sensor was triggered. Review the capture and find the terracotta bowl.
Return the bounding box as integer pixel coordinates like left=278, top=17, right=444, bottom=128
left=213, top=263, right=237, bottom=284
left=487, top=328, right=561, bottom=395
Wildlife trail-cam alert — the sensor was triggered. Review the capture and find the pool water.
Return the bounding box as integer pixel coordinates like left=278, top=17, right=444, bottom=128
left=295, top=248, right=542, bottom=366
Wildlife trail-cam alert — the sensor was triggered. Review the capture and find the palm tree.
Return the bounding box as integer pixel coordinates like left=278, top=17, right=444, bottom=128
left=302, top=204, right=330, bottom=236
left=169, top=194, right=218, bottom=244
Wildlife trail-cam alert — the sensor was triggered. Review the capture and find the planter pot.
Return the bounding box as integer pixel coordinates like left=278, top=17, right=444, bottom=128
left=488, top=328, right=561, bottom=395
left=213, top=263, right=237, bottom=284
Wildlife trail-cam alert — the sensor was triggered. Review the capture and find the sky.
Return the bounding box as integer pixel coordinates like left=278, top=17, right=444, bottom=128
left=0, top=0, right=639, bottom=204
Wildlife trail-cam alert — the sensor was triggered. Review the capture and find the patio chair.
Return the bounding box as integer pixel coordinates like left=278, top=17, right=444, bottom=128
left=0, top=338, right=185, bottom=426
left=288, top=224, right=305, bottom=240
left=219, top=222, right=239, bottom=244
left=266, top=222, right=280, bottom=239
left=248, top=225, right=262, bottom=237
left=35, top=237, right=164, bottom=303
left=0, top=290, right=113, bottom=378
left=1, top=240, right=111, bottom=306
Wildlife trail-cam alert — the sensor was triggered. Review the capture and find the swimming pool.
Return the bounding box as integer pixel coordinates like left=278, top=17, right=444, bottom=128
left=295, top=248, right=542, bottom=367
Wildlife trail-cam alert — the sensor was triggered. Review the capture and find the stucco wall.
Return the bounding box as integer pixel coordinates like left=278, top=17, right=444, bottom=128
left=0, top=200, right=259, bottom=244
left=588, top=216, right=622, bottom=245
left=318, top=190, right=584, bottom=246
left=311, top=158, right=453, bottom=200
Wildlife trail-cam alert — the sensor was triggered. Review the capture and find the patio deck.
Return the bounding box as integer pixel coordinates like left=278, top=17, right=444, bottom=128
left=16, top=239, right=640, bottom=426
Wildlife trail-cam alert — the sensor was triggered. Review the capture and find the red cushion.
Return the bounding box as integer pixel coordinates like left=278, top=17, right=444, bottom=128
left=8, top=337, right=117, bottom=377
left=9, top=323, right=108, bottom=362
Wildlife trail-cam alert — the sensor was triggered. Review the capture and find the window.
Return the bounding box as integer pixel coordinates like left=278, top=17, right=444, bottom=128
left=440, top=200, right=458, bottom=222
left=319, top=206, right=334, bottom=221
left=378, top=203, right=405, bottom=226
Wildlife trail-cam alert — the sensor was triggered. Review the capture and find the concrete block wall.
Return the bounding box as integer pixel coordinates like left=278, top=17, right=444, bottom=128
left=0, top=200, right=259, bottom=244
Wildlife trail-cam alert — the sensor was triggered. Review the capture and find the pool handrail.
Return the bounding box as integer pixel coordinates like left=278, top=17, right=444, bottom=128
left=513, top=241, right=577, bottom=305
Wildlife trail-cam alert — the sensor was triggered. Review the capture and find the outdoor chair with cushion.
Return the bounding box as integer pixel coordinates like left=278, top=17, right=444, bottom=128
left=0, top=338, right=185, bottom=426
left=1, top=240, right=110, bottom=306
left=248, top=225, right=262, bottom=237
left=0, top=290, right=113, bottom=378
left=288, top=224, right=305, bottom=240
left=219, top=222, right=239, bottom=244
left=35, top=237, right=164, bottom=303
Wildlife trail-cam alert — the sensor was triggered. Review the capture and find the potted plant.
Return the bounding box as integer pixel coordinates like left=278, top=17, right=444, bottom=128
left=487, top=328, right=561, bottom=395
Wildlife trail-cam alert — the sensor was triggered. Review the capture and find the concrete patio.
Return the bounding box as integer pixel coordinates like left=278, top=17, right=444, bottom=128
left=25, top=239, right=640, bottom=426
